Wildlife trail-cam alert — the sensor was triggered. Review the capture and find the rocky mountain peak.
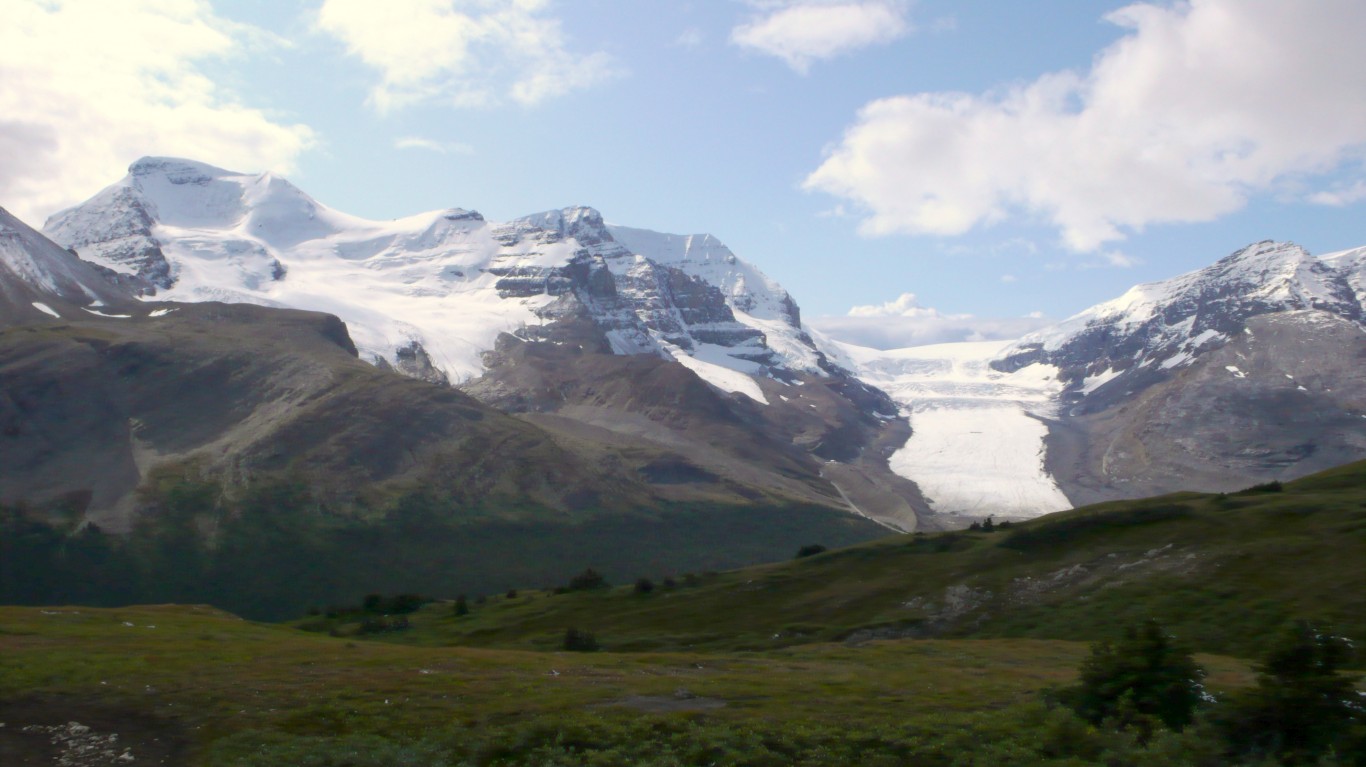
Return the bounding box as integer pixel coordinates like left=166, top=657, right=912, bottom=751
left=993, top=240, right=1365, bottom=403
left=512, top=206, right=612, bottom=247
left=128, top=156, right=236, bottom=183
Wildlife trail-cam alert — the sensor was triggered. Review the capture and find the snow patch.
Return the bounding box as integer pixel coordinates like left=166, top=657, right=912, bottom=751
left=31, top=301, right=60, bottom=318
left=81, top=308, right=132, bottom=318
left=671, top=350, right=768, bottom=404
left=1080, top=367, right=1122, bottom=394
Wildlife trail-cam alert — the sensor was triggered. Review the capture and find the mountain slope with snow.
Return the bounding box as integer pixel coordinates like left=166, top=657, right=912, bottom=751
left=995, top=241, right=1366, bottom=408
left=839, top=240, right=1366, bottom=516
left=42, top=158, right=841, bottom=401
left=0, top=206, right=140, bottom=326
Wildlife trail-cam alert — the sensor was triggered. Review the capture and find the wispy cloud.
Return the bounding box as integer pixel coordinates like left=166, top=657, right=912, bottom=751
left=0, top=0, right=314, bottom=227
left=394, top=136, right=474, bottom=155
left=1308, top=180, right=1366, bottom=207
left=805, top=0, right=1366, bottom=251
left=316, top=0, right=622, bottom=111
left=731, top=1, right=910, bottom=73
left=675, top=27, right=704, bottom=48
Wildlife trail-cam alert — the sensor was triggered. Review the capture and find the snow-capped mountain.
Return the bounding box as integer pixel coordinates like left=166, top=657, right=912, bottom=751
left=839, top=240, right=1366, bottom=516
left=0, top=206, right=140, bottom=326
left=43, top=157, right=836, bottom=400
left=995, top=240, right=1366, bottom=408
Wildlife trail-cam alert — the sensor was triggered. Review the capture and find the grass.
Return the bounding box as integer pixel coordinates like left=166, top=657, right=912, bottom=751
left=336, top=460, right=1366, bottom=661
left=4, top=461, right=1365, bottom=763
left=0, top=603, right=1258, bottom=765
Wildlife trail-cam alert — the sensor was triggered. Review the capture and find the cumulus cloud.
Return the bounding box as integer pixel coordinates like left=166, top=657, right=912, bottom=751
left=731, top=1, right=910, bottom=73
left=811, top=292, right=1054, bottom=348
left=315, top=0, right=620, bottom=111
left=805, top=0, right=1366, bottom=251
left=0, top=0, right=315, bottom=228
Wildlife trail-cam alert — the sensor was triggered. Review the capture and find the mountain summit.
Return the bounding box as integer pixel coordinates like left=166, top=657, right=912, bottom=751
left=42, top=157, right=838, bottom=398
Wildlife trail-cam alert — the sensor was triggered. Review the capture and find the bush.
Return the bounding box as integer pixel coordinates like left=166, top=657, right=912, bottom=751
left=562, top=627, right=599, bottom=652
left=795, top=544, right=827, bottom=558
left=568, top=567, right=607, bottom=591
left=1057, top=619, right=1206, bottom=739
left=1217, top=621, right=1365, bottom=764
left=633, top=577, right=654, bottom=594
left=453, top=594, right=469, bottom=616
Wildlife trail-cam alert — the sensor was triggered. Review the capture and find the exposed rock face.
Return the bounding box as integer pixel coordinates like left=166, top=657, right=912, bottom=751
left=0, top=207, right=142, bottom=326
left=996, top=241, right=1366, bottom=407
left=40, top=160, right=840, bottom=392
left=996, top=241, right=1366, bottom=504
left=1049, top=309, right=1366, bottom=505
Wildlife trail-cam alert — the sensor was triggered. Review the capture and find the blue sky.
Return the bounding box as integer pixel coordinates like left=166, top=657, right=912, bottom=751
left=4, top=1, right=1364, bottom=347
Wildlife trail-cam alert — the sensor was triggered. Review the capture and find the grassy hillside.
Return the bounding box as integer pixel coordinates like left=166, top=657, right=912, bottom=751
left=0, top=604, right=1259, bottom=765
left=3, top=462, right=1364, bottom=764
left=338, top=460, right=1366, bottom=661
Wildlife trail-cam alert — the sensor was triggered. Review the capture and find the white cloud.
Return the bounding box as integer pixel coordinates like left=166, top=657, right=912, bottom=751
left=1101, top=250, right=1140, bottom=268
left=805, top=0, right=1366, bottom=251
left=1309, top=180, right=1366, bottom=207
left=0, top=0, right=315, bottom=228
left=395, top=136, right=475, bottom=155
left=731, top=1, right=910, bottom=73
left=817, top=292, right=1053, bottom=348
left=812, top=303, right=1053, bottom=349
left=1000, top=274, right=1017, bottom=283
left=847, top=291, right=938, bottom=318
left=676, top=27, right=704, bottom=48
left=316, top=0, right=621, bottom=111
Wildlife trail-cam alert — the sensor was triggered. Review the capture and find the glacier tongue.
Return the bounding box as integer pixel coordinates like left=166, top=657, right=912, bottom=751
left=837, top=339, right=1070, bottom=518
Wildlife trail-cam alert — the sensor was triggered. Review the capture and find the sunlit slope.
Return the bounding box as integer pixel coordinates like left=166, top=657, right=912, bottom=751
left=379, top=459, right=1366, bottom=660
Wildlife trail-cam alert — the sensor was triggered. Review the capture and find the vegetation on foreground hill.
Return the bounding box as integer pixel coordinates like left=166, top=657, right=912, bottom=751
left=0, top=472, right=879, bottom=621
left=327, top=459, right=1366, bottom=662
left=3, top=605, right=1362, bottom=765
left=2, top=460, right=1363, bottom=763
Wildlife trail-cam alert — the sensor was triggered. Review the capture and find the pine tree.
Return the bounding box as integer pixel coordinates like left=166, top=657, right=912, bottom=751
left=1219, top=621, right=1364, bottom=764
left=1059, top=620, right=1205, bottom=738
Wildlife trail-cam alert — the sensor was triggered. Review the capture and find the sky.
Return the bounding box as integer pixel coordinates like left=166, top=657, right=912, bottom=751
left=3, top=0, right=1364, bottom=348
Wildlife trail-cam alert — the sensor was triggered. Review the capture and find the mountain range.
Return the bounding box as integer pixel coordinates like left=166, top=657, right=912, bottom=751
left=3, top=156, right=1364, bottom=548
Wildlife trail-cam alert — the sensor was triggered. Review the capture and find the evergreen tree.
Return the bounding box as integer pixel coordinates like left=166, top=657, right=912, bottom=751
left=1059, top=620, right=1205, bottom=737
left=1219, top=621, right=1365, bottom=764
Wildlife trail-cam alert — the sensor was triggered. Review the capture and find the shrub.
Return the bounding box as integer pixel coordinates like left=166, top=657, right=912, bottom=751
left=506, top=589, right=518, bottom=599
left=633, top=577, right=655, bottom=594
left=568, top=567, right=607, bottom=591
left=562, top=627, right=599, bottom=652
left=453, top=594, right=469, bottom=617
left=1057, top=619, right=1206, bottom=739
left=1217, top=621, right=1365, bottom=764
left=795, top=544, right=827, bottom=558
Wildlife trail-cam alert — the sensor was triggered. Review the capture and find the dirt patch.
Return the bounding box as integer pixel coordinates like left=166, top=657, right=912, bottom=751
left=0, top=696, right=190, bottom=766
